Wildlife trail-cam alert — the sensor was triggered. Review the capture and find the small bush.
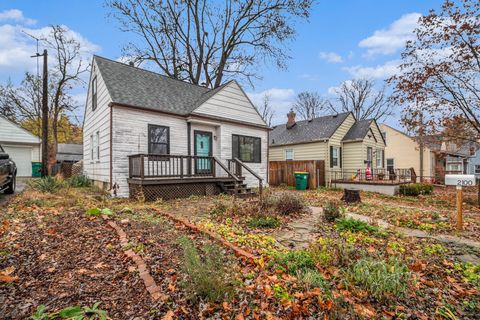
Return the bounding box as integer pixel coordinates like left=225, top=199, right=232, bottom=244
left=347, top=257, right=411, bottom=300
left=271, top=192, right=308, bottom=216
left=29, top=176, right=63, bottom=193
left=323, top=201, right=343, bottom=222
left=271, top=250, right=315, bottom=275
left=296, top=269, right=329, bottom=292
left=209, top=199, right=230, bottom=216
left=67, top=175, right=91, bottom=188
left=399, top=183, right=434, bottom=196
left=31, top=302, right=108, bottom=320
left=178, top=236, right=234, bottom=302
left=247, top=215, right=280, bottom=229
left=335, top=218, right=378, bottom=233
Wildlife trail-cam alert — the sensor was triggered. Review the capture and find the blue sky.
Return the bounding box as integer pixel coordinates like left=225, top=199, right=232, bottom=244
left=0, top=0, right=444, bottom=126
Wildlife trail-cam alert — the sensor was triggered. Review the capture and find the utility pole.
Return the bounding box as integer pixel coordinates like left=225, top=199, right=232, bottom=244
left=41, top=50, right=48, bottom=177
left=32, top=49, right=49, bottom=177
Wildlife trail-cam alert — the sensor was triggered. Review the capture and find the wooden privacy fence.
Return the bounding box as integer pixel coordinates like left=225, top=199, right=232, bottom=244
left=269, top=160, right=325, bottom=189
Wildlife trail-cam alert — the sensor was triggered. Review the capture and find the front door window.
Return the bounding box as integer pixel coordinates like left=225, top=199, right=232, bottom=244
left=194, top=131, right=212, bottom=174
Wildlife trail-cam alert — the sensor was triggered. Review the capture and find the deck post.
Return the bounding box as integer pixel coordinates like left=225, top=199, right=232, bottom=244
left=140, top=155, right=145, bottom=179
left=180, top=157, right=184, bottom=178
left=128, top=156, right=132, bottom=178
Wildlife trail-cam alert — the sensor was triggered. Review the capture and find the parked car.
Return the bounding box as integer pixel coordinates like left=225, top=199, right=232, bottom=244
left=0, top=144, right=16, bottom=194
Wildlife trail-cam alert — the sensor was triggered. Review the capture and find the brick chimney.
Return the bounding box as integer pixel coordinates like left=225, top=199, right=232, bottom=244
left=286, top=109, right=296, bottom=129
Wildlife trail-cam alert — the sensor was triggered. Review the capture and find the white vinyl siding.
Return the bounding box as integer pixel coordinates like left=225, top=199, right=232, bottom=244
left=193, top=81, right=266, bottom=126
left=83, top=59, right=112, bottom=184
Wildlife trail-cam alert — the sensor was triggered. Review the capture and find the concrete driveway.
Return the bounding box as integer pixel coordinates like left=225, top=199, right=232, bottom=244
left=0, top=177, right=28, bottom=207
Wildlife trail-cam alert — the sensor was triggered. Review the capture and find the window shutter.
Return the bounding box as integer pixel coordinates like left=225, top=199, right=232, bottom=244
left=340, top=147, right=342, bottom=168
left=330, top=146, right=333, bottom=168
left=382, top=150, right=385, bottom=168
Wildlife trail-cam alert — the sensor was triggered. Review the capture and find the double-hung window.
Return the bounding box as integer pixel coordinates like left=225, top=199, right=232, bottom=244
left=96, top=131, right=100, bottom=160
left=148, top=125, right=170, bottom=155
left=232, top=134, right=261, bottom=163
left=332, top=147, right=339, bottom=167
left=90, top=135, right=94, bottom=160
left=387, top=158, right=394, bottom=173
left=367, top=147, right=373, bottom=165
left=376, top=148, right=383, bottom=168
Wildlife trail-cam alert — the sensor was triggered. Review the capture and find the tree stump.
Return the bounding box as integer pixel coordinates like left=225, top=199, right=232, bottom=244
left=341, top=189, right=361, bottom=204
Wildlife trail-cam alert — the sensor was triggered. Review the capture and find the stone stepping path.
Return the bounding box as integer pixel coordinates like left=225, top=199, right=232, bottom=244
left=273, top=206, right=480, bottom=264
left=273, top=207, right=323, bottom=249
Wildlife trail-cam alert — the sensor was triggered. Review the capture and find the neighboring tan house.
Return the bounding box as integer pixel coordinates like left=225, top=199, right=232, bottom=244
left=83, top=56, right=269, bottom=199
left=0, top=116, right=41, bottom=177
left=380, top=124, right=435, bottom=180
left=269, top=111, right=386, bottom=183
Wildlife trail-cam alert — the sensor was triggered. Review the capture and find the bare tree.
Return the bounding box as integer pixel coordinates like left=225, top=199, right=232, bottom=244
left=0, top=75, right=42, bottom=124
left=106, top=0, right=313, bottom=88
left=257, top=93, right=275, bottom=127
left=292, top=91, right=328, bottom=120
left=41, top=25, right=89, bottom=155
left=330, top=79, right=393, bottom=121
left=389, top=0, right=480, bottom=141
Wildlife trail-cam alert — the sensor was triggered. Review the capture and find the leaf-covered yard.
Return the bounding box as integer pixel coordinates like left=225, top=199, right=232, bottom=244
left=1, top=180, right=479, bottom=319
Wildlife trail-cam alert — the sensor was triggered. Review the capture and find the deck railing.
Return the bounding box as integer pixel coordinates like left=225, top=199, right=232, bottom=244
left=331, top=168, right=416, bottom=184
left=227, top=157, right=263, bottom=194
left=128, top=154, right=241, bottom=182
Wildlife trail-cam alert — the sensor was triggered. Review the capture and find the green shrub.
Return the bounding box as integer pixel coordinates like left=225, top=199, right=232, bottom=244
left=271, top=192, right=308, bottom=216
left=271, top=250, right=315, bottom=275
left=399, top=183, right=434, bottom=196
left=323, top=201, right=343, bottom=222
left=67, top=175, right=91, bottom=188
left=347, top=257, right=411, bottom=300
left=31, top=302, right=108, bottom=320
left=335, top=218, right=378, bottom=233
left=247, top=215, right=280, bottom=229
left=178, top=236, right=234, bottom=302
left=309, top=237, right=359, bottom=267
left=29, top=176, right=63, bottom=193
left=296, top=269, right=329, bottom=292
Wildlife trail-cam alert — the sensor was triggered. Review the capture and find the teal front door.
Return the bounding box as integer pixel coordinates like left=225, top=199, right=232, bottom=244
left=194, top=131, right=212, bottom=174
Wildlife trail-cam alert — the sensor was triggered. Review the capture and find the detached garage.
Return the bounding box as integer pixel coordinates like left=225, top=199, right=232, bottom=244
left=0, top=116, right=41, bottom=177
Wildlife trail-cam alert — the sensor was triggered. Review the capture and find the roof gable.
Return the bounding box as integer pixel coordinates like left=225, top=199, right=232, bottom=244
left=342, top=119, right=385, bottom=145
left=0, top=116, right=41, bottom=144
left=269, top=112, right=351, bottom=146
left=192, top=81, right=267, bottom=126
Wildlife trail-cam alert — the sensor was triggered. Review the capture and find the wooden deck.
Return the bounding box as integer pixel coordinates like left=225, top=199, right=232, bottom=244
left=127, top=154, right=262, bottom=200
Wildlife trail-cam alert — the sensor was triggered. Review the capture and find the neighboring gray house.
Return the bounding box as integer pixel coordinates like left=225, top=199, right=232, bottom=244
left=83, top=56, right=269, bottom=198
left=57, top=143, right=83, bottom=163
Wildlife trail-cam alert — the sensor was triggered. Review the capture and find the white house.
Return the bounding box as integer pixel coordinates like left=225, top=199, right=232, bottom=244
left=83, top=56, right=269, bottom=199
left=0, top=116, right=41, bottom=177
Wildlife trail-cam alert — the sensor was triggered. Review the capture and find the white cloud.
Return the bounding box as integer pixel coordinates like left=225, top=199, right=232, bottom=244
left=319, top=51, right=343, bottom=63
left=343, top=60, right=400, bottom=79
left=0, top=9, right=36, bottom=25
left=299, top=73, right=319, bottom=81
left=0, top=20, right=100, bottom=74
left=359, top=13, right=421, bottom=57
left=247, top=88, right=296, bottom=125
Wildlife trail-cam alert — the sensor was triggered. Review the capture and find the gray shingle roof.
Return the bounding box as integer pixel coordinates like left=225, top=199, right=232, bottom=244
left=94, top=56, right=230, bottom=115
left=57, top=143, right=83, bottom=162
left=342, top=119, right=373, bottom=141
left=269, top=112, right=351, bottom=146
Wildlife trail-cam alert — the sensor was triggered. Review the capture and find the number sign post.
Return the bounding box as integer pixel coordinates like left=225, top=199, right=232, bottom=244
left=445, top=174, right=476, bottom=230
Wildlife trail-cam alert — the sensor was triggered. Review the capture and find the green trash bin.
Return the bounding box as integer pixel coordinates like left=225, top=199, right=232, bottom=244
left=294, top=171, right=309, bottom=190
left=32, top=162, right=42, bottom=177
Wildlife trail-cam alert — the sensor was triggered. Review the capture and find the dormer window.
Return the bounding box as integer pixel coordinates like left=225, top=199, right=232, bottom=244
left=92, top=76, right=97, bottom=111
